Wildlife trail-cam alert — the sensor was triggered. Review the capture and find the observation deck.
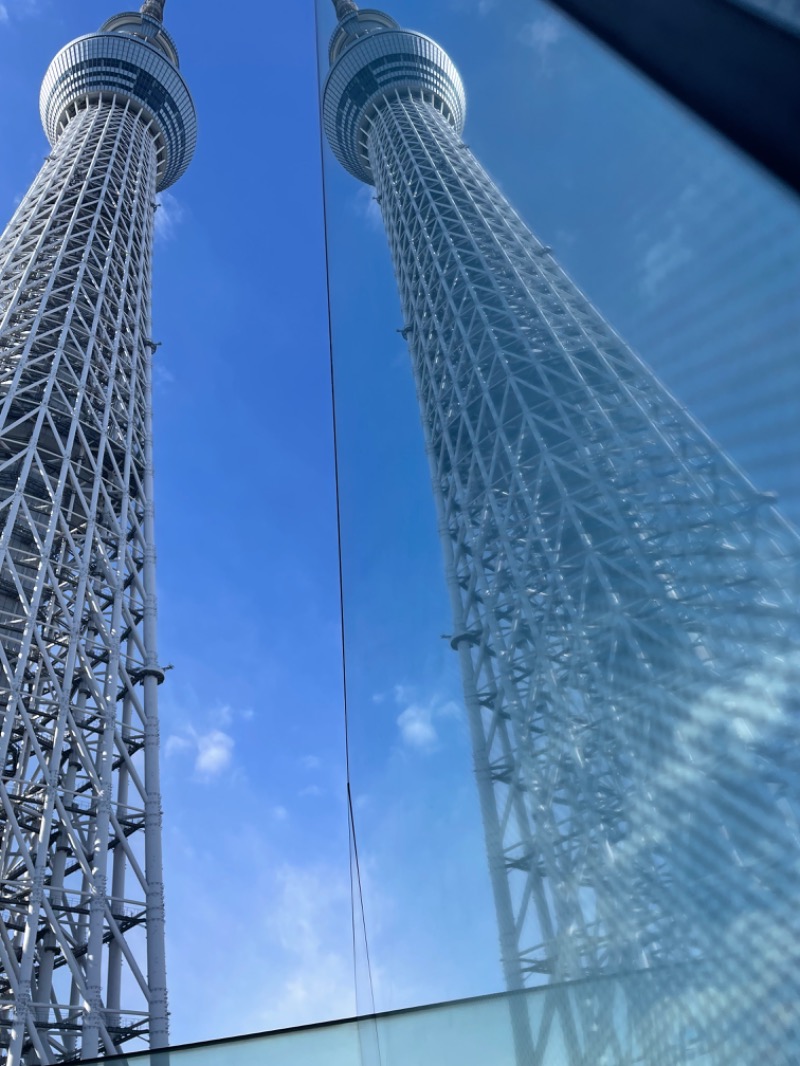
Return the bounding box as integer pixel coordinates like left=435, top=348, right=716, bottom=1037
left=40, top=9, right=196, bottom=190
left=323, top=8, right=465, bottom=184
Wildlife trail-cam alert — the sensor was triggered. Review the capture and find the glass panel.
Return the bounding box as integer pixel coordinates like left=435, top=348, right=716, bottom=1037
left=82, top=975, right=746, bottom=1066
left=316, top=0, right=800, bottom=1058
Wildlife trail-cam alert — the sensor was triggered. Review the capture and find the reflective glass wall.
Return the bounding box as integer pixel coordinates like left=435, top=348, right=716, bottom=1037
left=82, top=976, right=733, bottom=1066
left=315, top=0, right=800, bottom=1059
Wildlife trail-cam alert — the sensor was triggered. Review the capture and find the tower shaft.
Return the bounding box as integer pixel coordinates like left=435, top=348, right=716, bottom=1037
left=0, top=98, right=163, bottom=1064
left=325, top=9, right=800, bottom=1062
left=0, top=4, right=195, bottom=1061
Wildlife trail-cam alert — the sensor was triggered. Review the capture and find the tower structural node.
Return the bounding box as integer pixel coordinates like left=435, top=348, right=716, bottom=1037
left=0, top=3, right=195, bottom=1062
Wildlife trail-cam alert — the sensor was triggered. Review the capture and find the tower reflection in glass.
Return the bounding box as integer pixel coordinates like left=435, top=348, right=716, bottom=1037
left=323, top=4, right=800, bottom=1062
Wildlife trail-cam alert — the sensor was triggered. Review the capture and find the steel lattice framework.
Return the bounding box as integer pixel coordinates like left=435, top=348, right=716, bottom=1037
left=324, top=5, right=800, bottom=1063
left=0, top=4, right=195, bottom=1063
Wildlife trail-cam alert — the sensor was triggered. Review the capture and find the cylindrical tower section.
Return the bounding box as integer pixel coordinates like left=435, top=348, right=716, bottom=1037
left=40, top=11, right=196, bottom=190
left=323, top=10, right=465, bottom=185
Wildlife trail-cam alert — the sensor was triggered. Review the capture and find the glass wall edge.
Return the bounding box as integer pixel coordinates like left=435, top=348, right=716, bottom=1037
left=80, top=966, right=706, bottom=1064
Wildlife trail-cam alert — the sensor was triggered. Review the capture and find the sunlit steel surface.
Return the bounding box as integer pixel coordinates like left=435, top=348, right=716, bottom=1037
left=0, top=3, right=195, bottom=1062
left=324, top=5, right=800, bottom=1062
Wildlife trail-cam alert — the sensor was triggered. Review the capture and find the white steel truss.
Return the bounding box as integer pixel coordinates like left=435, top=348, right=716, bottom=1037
left=0, top=0, right=196, bottom=1053
left=324, top=7, right=800, bottom=1063
left=0, top=4, right=195, bottom=1060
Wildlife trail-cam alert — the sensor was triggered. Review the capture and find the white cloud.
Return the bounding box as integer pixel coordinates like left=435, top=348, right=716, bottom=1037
left=299, top=784, right=323, bottom=798
left=165, top=725, right=235, bottom=781
left=518, top=15, right=563, bottom=74
left=258, top=864, right=355, bottom=1028
left=639, top=185, right=698, bottom=298
left=451, top=0, right=497, bottom=16
left=153, top=361, right=175, bottom=389
left=640, top=224, right=693, bottom=298
left=216, top=704, right=234, bottom=726
left=216, top=704, right=254, bottom=726
left=194, top=728, right=234, bottom=779
left=301, top=754, right=321, bottom=770
left=165, top=733, right=193, bottom=757
left=397, top=704, right=438, bottom=750
left=0, top=0, right=43, bottom=22
left=163, top=821, right=355, bottom=1043
left=392, top=686, right=461, bottom=753
left=355, top=186, right=383, bottom=232
left=154, top=191, right=185, bottom=243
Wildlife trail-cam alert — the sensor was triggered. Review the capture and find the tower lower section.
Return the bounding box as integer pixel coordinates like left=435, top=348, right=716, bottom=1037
left=0, top=96, right=168, bottom=1063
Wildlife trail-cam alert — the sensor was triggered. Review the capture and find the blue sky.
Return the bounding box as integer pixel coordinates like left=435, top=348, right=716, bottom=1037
left=0, top=0, right=349, bottom=1043
left=0, top=0, right=799, bottom=1049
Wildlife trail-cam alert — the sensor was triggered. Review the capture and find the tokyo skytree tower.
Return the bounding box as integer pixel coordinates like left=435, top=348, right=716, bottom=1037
left=323, top=3, right=800, bottom=1061
left=0, top=2, right=195, bottom=1062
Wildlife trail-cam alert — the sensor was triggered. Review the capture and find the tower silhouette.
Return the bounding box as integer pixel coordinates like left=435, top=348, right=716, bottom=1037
left=0, top=3, right=195, bottom=1061
left=323, top=4, right=800, bottom=1061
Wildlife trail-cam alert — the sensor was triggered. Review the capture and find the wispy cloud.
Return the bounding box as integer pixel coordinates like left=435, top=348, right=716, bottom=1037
left=639, top=184, right=698, bottom=298
left=163, top=826, right=354, bottom=1042
left=258, top=864, right=355, bottom=1028
left=155, top=191, right=185, bottom=243
left=397, top=704, right=438, bottom=750
left=153, top=361, right=175, bottom=389
left=354, top=186, right=383, bottom=232
left=166, top=724, right=235, bottom=781
left=195, top=728, right=234, bottom=778
left=518, top=15, right=564, bottom=75
left=392, top=685, right=460, bottom=754
left=641, top=226, right=693, bottom=298
left=0, top=0, right=44, bottom=23
left=450, top=0, right=497, bottom=16
left=164, top=734, right=192, bottom=757
left=605, top=650, right=800, bottom=1048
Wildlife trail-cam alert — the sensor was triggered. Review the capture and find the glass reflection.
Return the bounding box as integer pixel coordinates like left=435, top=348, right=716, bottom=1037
left=318, top=0, right=800, bottom=1060
left=82, top=974, right=778, bottom=1066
